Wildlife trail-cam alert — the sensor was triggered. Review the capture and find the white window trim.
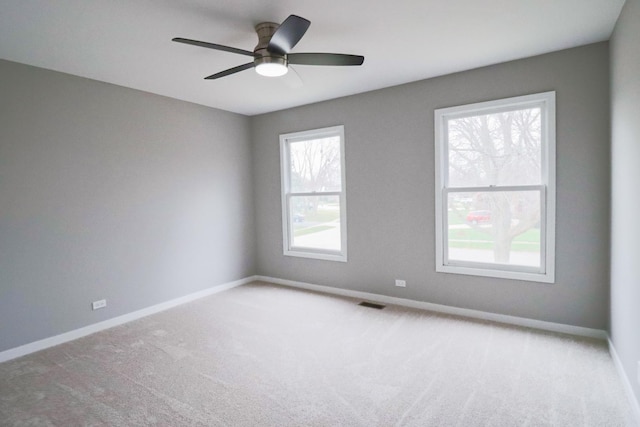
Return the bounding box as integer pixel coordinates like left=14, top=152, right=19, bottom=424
left=434, top=91, right=556, bottom=283
left=280, top=125, right=347, bottom=262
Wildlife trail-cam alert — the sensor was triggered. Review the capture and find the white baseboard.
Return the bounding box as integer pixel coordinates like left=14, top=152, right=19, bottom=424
left=255, top=275, right=607, bottom=340
left=0, top=276, right=258, bottom=364
left=608, top=339, right=640, bottom=425
left=0, top=273, right=608, bottom=360
left=4, top=274, right=635, bottom=420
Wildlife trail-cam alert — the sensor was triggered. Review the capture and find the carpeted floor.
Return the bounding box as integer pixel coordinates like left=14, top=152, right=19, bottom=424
left=0, top=281, right=635, bottom=426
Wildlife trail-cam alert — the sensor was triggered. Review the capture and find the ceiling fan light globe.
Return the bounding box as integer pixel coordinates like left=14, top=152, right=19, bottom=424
left=255, top=62, right=288, bottom=77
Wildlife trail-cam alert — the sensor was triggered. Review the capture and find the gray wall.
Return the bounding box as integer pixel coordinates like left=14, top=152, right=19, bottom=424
left=0, top=59, right=255, bottom=352
left=0, top=39, right=615, bottom=354
left=610, top=0, right=640, bottom=407
left=252, top=43, right=611, bottom=330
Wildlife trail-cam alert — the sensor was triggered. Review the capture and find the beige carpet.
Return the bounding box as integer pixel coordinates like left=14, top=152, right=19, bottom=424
left=0, top=281, right=635, bottom=426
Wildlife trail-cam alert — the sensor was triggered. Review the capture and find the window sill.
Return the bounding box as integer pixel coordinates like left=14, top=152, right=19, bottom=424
left=284, top=249, right=347, bottom=263
left=436, top=264, right=554, bottom=283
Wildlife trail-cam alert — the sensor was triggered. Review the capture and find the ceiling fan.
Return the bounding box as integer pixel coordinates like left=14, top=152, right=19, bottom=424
left=172, top=15, right=365, bottom=80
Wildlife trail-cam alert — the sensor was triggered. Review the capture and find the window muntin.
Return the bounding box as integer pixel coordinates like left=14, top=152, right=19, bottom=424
left=280, top=126, right=347, bottom=262
left=435, top=92, right=555, bottom=282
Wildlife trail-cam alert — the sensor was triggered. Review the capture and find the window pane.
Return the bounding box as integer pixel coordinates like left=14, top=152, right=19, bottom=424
left=289, top=136, right=342, bottom=193
left=290, top=195, right=341, bottom=251
left=447, top=190, right=541, bottom=268
left=447, top=108, right=542, bottom=187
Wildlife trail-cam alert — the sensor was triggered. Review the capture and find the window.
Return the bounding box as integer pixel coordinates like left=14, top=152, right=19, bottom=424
left=280, top=125, right=347, bottom=262
left=434, top=92, right=555, bottom=283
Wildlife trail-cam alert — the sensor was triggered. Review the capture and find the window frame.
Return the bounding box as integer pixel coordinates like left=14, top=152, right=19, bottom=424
left=280, top=125, right=347, bottom=262
left=434, top=91, right=556, bottom=283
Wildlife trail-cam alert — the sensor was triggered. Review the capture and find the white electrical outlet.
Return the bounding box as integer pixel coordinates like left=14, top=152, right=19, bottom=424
left=92, top=299, right=107, bottom=310
left=395, top=279, right=406, bottom=288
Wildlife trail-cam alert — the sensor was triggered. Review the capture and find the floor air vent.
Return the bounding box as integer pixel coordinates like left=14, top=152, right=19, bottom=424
left=359, top=301, right=385, bottom=309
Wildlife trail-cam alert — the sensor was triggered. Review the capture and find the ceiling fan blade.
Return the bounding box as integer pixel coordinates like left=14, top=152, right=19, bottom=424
left=267, top=15, right=310, bottom=55
left=288, top=53, right=365, bottom=66
left=282, top=65, right=304, bottom=89
left=204, top=62, right=254, bottom=80
left=172, top=38, right=255, bottom=57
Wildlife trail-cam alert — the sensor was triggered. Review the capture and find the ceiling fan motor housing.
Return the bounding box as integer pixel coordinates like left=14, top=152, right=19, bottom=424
left=254, top=22, right=287, bottom=68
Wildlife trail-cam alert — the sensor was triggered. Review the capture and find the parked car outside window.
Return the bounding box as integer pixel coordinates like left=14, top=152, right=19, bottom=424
left=466, top=210, right=491, bottom=224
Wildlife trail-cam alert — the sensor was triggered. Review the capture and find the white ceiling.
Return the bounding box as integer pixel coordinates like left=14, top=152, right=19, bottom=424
left=0, top=0, right=626, bottom=116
